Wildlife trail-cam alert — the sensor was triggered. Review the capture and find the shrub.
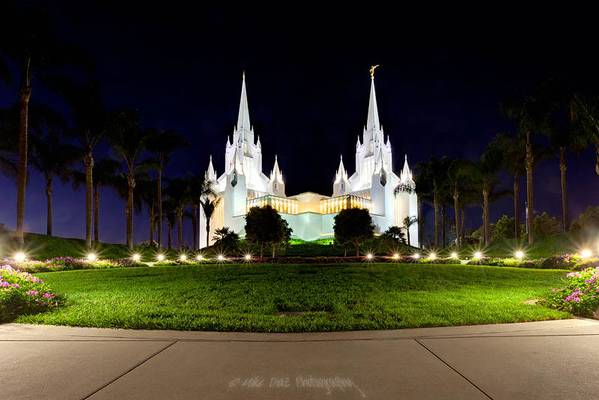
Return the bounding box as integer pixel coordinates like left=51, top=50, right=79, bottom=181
left=545, top=267, right=599, bottom=316
left=492, top=215, right=525, bottom=240
left=0, top=265, right=61, bottom=322
left=571, top=206, right=599, bottom=234
left=533, top=212, right=561, bottom=237
left=212, top=227, right=240, bottom=253
left=334, top=208, right=375, bottom=256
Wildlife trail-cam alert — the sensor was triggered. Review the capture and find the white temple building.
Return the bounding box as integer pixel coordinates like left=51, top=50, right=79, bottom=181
left=199, top=71, right=418, bottom=248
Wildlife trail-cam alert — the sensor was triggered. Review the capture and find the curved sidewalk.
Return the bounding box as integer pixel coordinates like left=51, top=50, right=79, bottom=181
left=1, top=319, right=599, bottom=399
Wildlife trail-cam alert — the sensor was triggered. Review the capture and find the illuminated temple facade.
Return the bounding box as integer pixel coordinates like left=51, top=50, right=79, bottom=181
left=199, top=73, right=418, bottom=248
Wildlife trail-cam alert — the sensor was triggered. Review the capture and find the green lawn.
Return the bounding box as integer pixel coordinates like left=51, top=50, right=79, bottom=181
left=17, top=263, right=571, bottom=332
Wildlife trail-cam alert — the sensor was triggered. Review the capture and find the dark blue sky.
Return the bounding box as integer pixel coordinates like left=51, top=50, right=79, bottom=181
left=1, top=3, right=598, bottom=246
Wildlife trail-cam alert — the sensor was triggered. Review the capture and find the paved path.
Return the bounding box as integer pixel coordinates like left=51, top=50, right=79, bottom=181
left=2, top=319, right=599, bottom=399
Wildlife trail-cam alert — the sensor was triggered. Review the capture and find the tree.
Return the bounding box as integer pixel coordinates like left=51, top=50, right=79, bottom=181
left=416, top=157, right=451, bottom=248
left=245, top=205, right=293, bottom=258
left=199, top=178, right=220, bottom=248
left=402, top=216, right=418, bottom=247
left=503, top=90, right=548, bottom=245
left=146, top=129, right=188, bottom=249
left=472, top=148, right=505, bottom=247
left=29, top=131, right=79, bottom=236
left=106, top=110, right=153, bottom=249
left=50, top=79, right=106, bottom=248
left=446, top=159, right=475, bottom=248
left=212, top=227, right=240, bottom=253
left=573, top=95, right=599, bottom=175
left=333, top=208, right=374, bottom=256
left=0, top=3, right=90, bottom=244
left=163, top=199, right=176, bottom=250
left=381, top=226, right=405, bottom=244
left=164, top=177, right=190, bottom=250
left=136, top=176, right=158, bottom=244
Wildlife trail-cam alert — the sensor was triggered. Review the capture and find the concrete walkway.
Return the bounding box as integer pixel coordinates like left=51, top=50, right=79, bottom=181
left=2, top=319, right=599, bottom=399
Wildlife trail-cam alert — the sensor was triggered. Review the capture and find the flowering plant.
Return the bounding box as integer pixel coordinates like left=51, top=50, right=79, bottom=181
left=0, top=265, right=61, bottom=321
left=545, top=267, right=599, bottom=316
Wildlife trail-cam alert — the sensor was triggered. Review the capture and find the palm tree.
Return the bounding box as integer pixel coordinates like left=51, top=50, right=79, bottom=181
left=402, top=216, right=418, bottom=247
left=503, top=91, right=548, bottom=245
left=136, top=177, right=158, bottom=244
left=164, top=178, right=190, bottom=250
left=416, top=157, right=451, bottom=248
left=486, top=133, right=526, bottom=240
left=106, top=110, right=153, bottom=249
left=472, top=148, right=504, bottom=247
left=163, top=199, right=177, bottom=250
left=1, top=4, right=89, bottom=244
left=199, top=178, right=220, bottom=248
left=49, top=79, right=105, bottom=248
left=572, top=94, right=599, bottom=175
left=446, top=159, right=476, bottom=248
left=29, top=131, right=79, bottom=236
left=146, top=129, right=189, bottom=249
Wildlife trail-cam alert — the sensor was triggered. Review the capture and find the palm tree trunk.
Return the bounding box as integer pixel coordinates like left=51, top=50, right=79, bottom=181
left=16, top=56, right=31, bottom=245
left=453, top=186, right=460, bottom=248
left=272, top=243, right=276, bottom=258
left=167, top=223, right=172, bottom=249
left=513, top=177, right=520, bottom=240
left=441, top=205, right=446, bottom=248
left=417, top=198, right=423, bottom=248
left=559, top=147, right=569, bottom=231
left=177, top=208, right=183, bottom=250
left=205, top=211, right=211, bottom=248
left=483, top=188, right=490, bottom=247
left=126, top=175, right=135, bottom=250
left=149, top=202, right=155, bottom=243
left=192, top=205, right=198, bottom=250
left=84, top=150, right=94, bottom=249
left=45, top=176, right=53, bottom=236
left=157, top=166, right=163, bottom=248
left=525, top=130, right=534, bottom=245
left=433, top=185, right=440, bottom=248
left=93, top=184, right=100, bottom=243
left=406, top=227, right=411, bottom=247
left=460, top=206, right=465, bottom=242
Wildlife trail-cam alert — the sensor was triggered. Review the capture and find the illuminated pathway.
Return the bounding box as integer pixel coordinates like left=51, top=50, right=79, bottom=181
left=1, top=319, right=599, bottom=399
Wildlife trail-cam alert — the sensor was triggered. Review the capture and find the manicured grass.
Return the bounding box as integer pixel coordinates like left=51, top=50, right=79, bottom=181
left=17, top=263, right=570, bottom=332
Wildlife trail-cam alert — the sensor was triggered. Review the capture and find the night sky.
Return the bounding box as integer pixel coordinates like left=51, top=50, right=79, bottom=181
left=1, top=3, right=598, bottom=246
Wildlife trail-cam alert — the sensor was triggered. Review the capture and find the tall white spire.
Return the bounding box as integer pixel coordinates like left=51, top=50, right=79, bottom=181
left=205, top=155, right=217, bottom=182
left=366, top=74, right=380, bottom=132
left=236, top=71, right=251, bottom=131
left=334, top=155, right=348, bottom=183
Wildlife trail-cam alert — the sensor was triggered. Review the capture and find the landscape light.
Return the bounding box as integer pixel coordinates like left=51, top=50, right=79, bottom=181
left=412, top=253, right=420, bottom=260
left=13, top=251, right=27, bottom=262
left=244, top=254, right=252, bottom=261
left=131, top=253, right=141, bottom=262
left=217, top=254, right=225, bottom=261
left=392, top=253, right=400, bottom=260
left=428, top=252, right=437, bottom=260
left=195, top=254, right=204, bottom=261
left=514, top=250, right=525, bottom=260
left=450, top=251, right=458, bottom=259
left=473, top=251, right=483, bottom=260
left=156, top=253, right=165, bottom=262
left=86, top=253, right=97, bottom=262
left=179, top=254, right=188, bottom=262
left=580, top=249, right=593, bottom=259
left=366, top=253, right=373, bottom=260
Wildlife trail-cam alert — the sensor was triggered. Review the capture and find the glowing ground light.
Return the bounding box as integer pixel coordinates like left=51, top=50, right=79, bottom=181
left=580, top=249, right=593, bottom=259
left=244, top=254, right=252, bottom=261
left=450, top=251, right=458, bottom=259
left=514, top=250, right=525, bottom=260
left=428, top=252, right=437, bottom=260
left=366, top=253, right=373, bottom=260
left=179, top=254, right=188, bottom=262
left=156, top=254, right=165, bottom=262
left=13, top=251, right=27, bottom=262
left=195, top=254, right=204, bottom=261
left=86, top=253, right=97, bottom=262
left=131, top=253, right=141, bottom=262
left=217, top=254, right=225, bottom=261
left=412, top=253, right=420, bottom=260
left=473, top=251, right=483, bottom=260
left=392, top=253, right=400, bottom=260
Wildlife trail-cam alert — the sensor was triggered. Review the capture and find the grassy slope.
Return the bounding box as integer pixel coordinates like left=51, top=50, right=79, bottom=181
left=18, top=263, right=570, bottom=332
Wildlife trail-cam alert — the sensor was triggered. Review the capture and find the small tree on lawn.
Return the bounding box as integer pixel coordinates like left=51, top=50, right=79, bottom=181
left=334, top=208, right=374, bottom=256
left=245, top=205, right=292, bottom=258
left=402, top=216, right=418, bottom=247
left=212, top=227, right=240, bottom=254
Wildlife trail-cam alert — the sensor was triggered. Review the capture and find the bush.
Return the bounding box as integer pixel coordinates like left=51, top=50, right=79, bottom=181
left=533, top=212, right=561, bottom=237
left=212, top=227, right=240, bottom=253
left=545, top=267, right=599, bottom=316
left=571, top=206, right=599, bottom=234
left=0, top=265, right=61, bottom=322
left=492, top=215, right=525, bottom=240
